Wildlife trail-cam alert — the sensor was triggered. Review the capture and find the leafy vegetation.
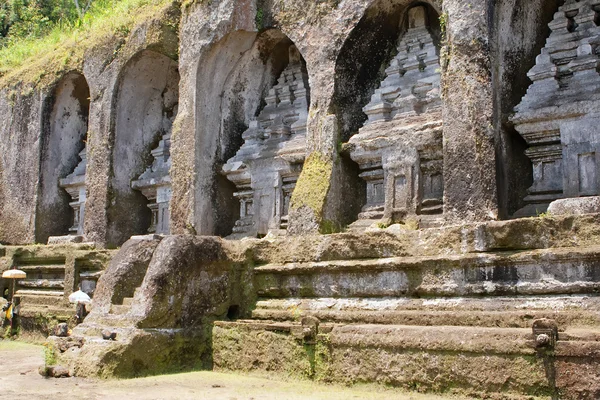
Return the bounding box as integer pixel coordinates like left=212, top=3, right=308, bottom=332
left=0, top=0, right=177, bottom=86
left=1, top=0, right=86, bottom=46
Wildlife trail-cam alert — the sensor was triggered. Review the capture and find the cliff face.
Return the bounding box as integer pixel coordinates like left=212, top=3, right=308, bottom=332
left=0, top=0, right=559, bottom=246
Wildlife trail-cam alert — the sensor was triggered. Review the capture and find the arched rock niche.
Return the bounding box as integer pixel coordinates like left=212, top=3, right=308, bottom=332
left=335, top=0, right=442, bottom=229
left=492, top=0, right=563, bottom=218
left=36, top=72, right=90, bottom=243
left=194, top=29, right=309, bottom=237
left=333, top=0, right=441, bottom=143
left=108, top=50, right=179, bottom=247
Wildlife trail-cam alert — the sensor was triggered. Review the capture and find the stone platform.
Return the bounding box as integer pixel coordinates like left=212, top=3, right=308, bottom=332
left=46, top=214, right=600, bottom=399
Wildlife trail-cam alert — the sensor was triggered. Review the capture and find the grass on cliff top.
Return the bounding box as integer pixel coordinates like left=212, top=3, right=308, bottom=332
left=0, top=0, right=175, bottom=88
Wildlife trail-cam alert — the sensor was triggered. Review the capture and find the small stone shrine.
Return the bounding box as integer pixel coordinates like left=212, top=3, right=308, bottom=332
left=348, top=6, right=443, bottom=229
left=222, top=45, right=309, bottom=238
left=59, top=147, right=87, bottom=236
left=131, top=131, right=173, bottom=235
left=512, top=0, right=600, bottom=217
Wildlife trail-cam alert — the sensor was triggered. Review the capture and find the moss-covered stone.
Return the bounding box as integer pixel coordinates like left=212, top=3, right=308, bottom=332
left=289, top=152, right=334, bottom=234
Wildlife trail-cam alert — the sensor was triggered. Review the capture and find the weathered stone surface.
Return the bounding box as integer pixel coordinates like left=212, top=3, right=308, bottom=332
left=513, top=0, right=600, bottom=217
left=548, top=196, right=600, bottom=216
left=56, top=234, right=254, bottom=378
left=40, top=365, right=70, bottom=378
left=492, top=0, right=560, bottom=219
left=3, top=0, right=600, bottom=398
left=37, top=73, right=90, bottom=243
left=222, top=45, right=309, bottom=238
left=213, top=321, right=552, bottom=398
left=348, top=5, right=443, bottom=228
left=89, top=236, right=161, bottom=314
left=52, top=335, right=85, bottom=352
left=0, top=87, right=45, bottom=245
left=441, top=0, right=498, bottom=223
left=47, top=235, right=84, bottom=245
left=82, top=4, right=180, bottom=247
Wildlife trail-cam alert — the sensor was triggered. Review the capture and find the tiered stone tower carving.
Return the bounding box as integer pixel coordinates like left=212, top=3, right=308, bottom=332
left=222, top=46, right=309, bottom=238
left=59, top=147, right=87, bottom=235
left=131, top=132, right=172, bottom=234
left=513, top=0, right=600, bottom=217
left=348, top=6, right=443, bottom=229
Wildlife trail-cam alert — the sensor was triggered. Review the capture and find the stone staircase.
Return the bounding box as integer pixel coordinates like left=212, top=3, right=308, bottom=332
left=212, top=235, right=600, bottom=399
left=0, top=244, right=113, bottom=338
left=15, top=257, right=67, bottom=305
left=108, top=288, right=139, bottom=316
left=45, top=220, right=600, bottom=398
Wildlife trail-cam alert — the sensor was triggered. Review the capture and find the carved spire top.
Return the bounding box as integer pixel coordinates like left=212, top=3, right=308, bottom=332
left=361, top=5, right=441, bottom=124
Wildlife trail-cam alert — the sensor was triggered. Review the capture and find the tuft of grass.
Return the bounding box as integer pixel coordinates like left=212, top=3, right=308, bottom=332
left=43, top=341, right=58, bottom=366
left=0, top=0, right=178, bottom=88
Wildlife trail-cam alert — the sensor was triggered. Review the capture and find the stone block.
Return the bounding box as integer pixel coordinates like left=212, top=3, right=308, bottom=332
left=548, top=196, right=600, bottom=216
left=47, top=235, right=84, bottom=245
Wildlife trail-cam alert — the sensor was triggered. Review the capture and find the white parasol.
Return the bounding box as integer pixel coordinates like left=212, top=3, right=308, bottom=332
left=68, top=290, right=92, bottom=304
left=2, top=269, right=26, bottom=279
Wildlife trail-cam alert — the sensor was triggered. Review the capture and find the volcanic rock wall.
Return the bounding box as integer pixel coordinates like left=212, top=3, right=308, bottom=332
left=0, top=0, right=579, bottom=247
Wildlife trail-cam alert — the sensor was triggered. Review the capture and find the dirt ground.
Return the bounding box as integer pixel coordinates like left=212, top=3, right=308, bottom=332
left=0, top=340, right=468, bottom=400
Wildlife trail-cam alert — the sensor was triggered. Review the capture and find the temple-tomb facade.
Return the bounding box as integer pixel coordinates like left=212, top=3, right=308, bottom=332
left=348, top=5, right=443, bottom=229
left=1, top=0, right=600, bottom=397
left=222, top=45, right=309, bottom=238
left=513, top=0, right=600, bottom=217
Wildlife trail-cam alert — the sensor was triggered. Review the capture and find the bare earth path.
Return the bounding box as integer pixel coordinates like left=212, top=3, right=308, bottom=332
left=0, top=340, right=467, bottom=400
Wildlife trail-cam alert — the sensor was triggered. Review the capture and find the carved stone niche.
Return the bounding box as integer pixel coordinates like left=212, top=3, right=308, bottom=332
left=131, top=131, right=173, bottom=235
left=348, top=5, right=443, bottom=230
left=222, top=45, right=309, bottom=239
left=512, top=0, right=600, bottom=217
left=59, top=147, right=87, bottom=236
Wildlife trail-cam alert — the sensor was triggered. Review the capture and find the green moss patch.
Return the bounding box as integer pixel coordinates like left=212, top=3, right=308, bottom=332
left=290, top=152, right=333, bottom=221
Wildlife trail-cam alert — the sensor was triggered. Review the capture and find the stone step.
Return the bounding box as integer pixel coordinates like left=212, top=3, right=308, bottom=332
left=17, top=264, right=66, bottom=273
left=19, top=305, right=73, bottom=319
left=251, top=295, right=600, bottom=329
left=212, top=319, right=600, bottom=399
left=82, top=313, right=138, bottom=329
left=109, top=304, right=130, bottom=315
left=72, top=323, right=138, bottom=340
left=17, top=279, right=64, bottom=290
left=15, top=290, right=64, bottom=297
left=252, top=306, right=600, bottom=330
left=122, top=297, right=134, bottom=306
left=255, top=245, right=600, bottom=298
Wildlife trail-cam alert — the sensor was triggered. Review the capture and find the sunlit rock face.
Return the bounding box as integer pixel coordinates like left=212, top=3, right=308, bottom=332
left=512, top=0, right=600, bottom=217
left=348, top=5, right=443, bottom=229
left=222, top=45, right=309, bottom=238
left=60, top=147, right=87, bottom=236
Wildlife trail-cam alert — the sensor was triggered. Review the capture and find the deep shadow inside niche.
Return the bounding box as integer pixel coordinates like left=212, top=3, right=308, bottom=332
left=494, top=0, right=562, bottom=218
left=35, top=72, right=90, bottom=244
left=107, top=50, right=179, bottom=247
left=199, top=29, right=309, bottom=237
left=331, top=0, right=441, bottom=226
